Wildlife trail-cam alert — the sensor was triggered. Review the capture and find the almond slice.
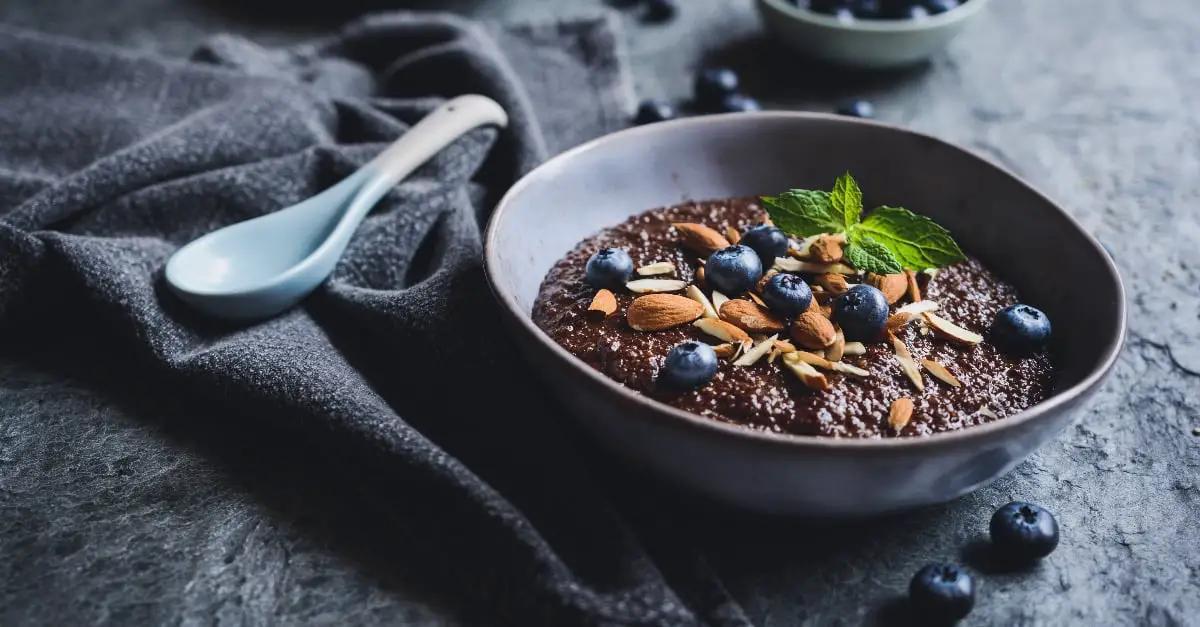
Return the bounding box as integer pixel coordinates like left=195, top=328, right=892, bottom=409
left=626, top=279, right=688, bottom=294
left=897, top=300, right=939, bottom=316
left=587, top=289, right=617, bottom=317
left=883, top=311, right=916, bottom=335
left=713, top=343, right=738, bottom=359
left=923, top=313, right=984, bottom=345
left=921, top=359, right=962, bottom=387
left=626, top=294, right=704, bottom=331
left=768, top=348, right=781, bottom=364
left=979, top=405, right=999, bottom=419
left=866, top=273, right=908, bottom=304
left=826, top=328, right=846, bottom=362
left=830, top=362, right=870, bottom=377
left=747, top=291, right=768, bottom=308
left=790, top=234, right=822, bottom=258
left=733, top=334, right=778, bottom=367
left=843, top=341, right=867, bottom=356
left=792, top=350, right=833, bottom=369
left=772, top=257, right=858, bottom=275
left=720, top=299, right=786, bottom=334
left=694, top=317, right=751, bottom=344
left=673, top=223, right=730, bottom=256
left=725, top=225, right=741, bottom=245
left=686, top=285, right=719, bottom=319
left=781, top=352, right=830, bottom=391
left=711, top=290, right=729, bottom=311
left=889, top=333, right=925, bottom=392
left=905, top=269, right=922, bottom=302
left=636, top=261, right=676, bottom=276
left=815, top=273, right=849, bottom=295
left=889, top=398, right=914, bottom=431
left=809, top=234, right=845, bottom=263
left=774, top=339, right=798, bottom=353
left=791, top=311, right=837, bottom=350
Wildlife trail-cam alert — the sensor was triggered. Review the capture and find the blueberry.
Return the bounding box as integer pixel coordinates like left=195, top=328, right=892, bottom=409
left=836, top=99, right=875, bottom=119
left=585, top=247, right=634, bottom=290
left=762, top=273, right=813, bottom=318
left=849, top=0, right=884, bottom=18
left=909, top=563, right=975, bottom=624
left=633, top=99, right=676, bottom=125
left=660, top=341, right=719, bottom=390
left=694, top=67, right=740, bottom=109
left=923, top=0, right=961, bottom=14
left=990, top=502, right=1060, bottom=560
left=833, top=284, right=889, bottom=341
left=991, top=304, right=1051, bottom=355
left=740, top=225, right=790, bottom=266
left=645, top=0, right=678, bottom=22
left=705, top=245, right=763, bottom=296
left=719, top=94, right=762, bottom=113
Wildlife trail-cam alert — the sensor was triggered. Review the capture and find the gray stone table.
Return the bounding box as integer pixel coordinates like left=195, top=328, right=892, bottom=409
left=1, top=0, right=1198, bottom=625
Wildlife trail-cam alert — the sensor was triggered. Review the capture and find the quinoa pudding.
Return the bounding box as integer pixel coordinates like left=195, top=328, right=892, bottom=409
left=531, top=178, right=1053, bottom=439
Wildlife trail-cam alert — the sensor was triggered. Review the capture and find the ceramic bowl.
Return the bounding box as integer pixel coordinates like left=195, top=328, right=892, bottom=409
left=484, top=112, right=1125, bottom=517
left=755, top=0, right=994, bottom=69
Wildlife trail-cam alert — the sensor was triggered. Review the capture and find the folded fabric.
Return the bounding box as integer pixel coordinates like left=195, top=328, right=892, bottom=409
left=0, top=12, right=749, bottom=626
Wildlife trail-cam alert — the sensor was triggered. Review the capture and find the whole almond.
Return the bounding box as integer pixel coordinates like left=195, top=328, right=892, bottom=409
left=809, top=234, right=844, bottom=263
left=866, top=273, right=908, bottom=304
left=792, top=311, right=837, bottom=349
left=815, top=273, right=849, bottom=295
left=719, top=299, right=786, bottom=334
left=673, top=223, right=730, bottom=256
left=889, top=398, right=914, bottom=431
left=587, top=289, right=617, bottom=317
left=905, top=269, right=922, bottom=302
left=626, top=294, right=704, bottom=331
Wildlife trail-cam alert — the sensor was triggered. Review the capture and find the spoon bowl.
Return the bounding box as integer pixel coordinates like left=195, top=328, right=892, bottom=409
left=165, top=94, right=508, bottom=321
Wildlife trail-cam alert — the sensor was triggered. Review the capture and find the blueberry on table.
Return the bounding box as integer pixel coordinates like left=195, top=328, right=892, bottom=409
left=836, top=99, right=875, bottom=119
left=924, top=0, right=961, bottom=14
left=694, top=67, right=740, bottom=109
left=833, top=284, right=889, bottom=341
left=633, top=99, right=676, bottom=125
left=909, top=563, right=975, bottom=624
left=990, top=502, right=1060, bottom=560
left=585, top=248, right=634, bottom=290
left=660, top=341, right=719, bottom=390
left=705, top=245, right=764, bottom=296
left=644, top=0, right=678, bottom=22
left=991, top=304, right=1051, bottom=355
left=762, top=273, right=814, bottom=318
left=719, top=94, right=762, bottom=113
left=739, top=224, right=790, bottom=266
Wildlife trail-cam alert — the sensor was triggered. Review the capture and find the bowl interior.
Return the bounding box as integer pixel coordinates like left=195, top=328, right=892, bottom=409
left=488, top=113, right=1123, bottom=418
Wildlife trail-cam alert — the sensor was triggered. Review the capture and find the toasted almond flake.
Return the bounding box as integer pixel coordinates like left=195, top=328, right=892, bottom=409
left=790, top=234, right=822, bottom=258
left=921, top=359, right=962, bottom=387
left=889, top=398, right=914, bottom=431
left=587, top=289, right=617, bottom=317
left=626, top=294, right=705, bottom=331
left=827, top=329, right=846, bottom=362
left=694, top=317, right=751, bottom=344
left=768, top=348, right=781, bottom=364
left=884, top=311, right=916, bottom=335
left=626, top=279, right=688, bottom=294
left=772, top=257, right=858, bottom=275
left=792, top=350, right=833, bottom=369
left=686, top=285, right=719, bottom=319
left=673, top=223, right=730, bottom=256
left=733, top=334, right=778, bottom=366
left=713, top=343, right=738, bottom=359
left=781, top=352, right=830, bottom=391
left=905, top=269, right=922, bottom=302
left=748, top=292, right=768, bottom=308
left=923, top=312, right=984, bottom=345
left=720, top=299, right=786, bottom=334
left=830, top=362, right=870, bottom=377
left=919, top=326, right=931, bottom=336
left=636, top=261, right=676, bottom=276
left=897, top=300, right=939, bottom=316
left=979, top=405, right=999, bottom=419
left=711, top=290, right=729, bottom=311
left=737, top=339, right=752, bottom=359
left=725, top=225, right=741, bottom=245
left=815, top=273, right=849, bottom=295
left=843, top=341, right=867, bottom=356
left=889, top=334, right=925, bottom=392
left=774, top=339, right=797, bottom=353
left=696, top=257, right=706, bottom=265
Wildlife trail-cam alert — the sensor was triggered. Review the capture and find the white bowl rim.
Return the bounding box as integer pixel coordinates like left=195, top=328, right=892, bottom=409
left=758, top=0, right=994, bottom=34
left=483, top=111, right=1127, bottom=454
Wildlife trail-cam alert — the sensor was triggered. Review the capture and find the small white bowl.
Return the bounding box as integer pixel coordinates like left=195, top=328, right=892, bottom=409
left=756, top=0, right=994, bottom=69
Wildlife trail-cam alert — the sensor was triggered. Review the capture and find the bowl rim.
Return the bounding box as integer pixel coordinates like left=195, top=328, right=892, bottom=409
left=483, top=111, right=1127, bottom=454
left=757, top=0, right=994, bottom=33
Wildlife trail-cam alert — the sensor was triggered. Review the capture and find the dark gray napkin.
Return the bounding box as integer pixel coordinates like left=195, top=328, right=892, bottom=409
left=0, top=12, right=749, bottom=626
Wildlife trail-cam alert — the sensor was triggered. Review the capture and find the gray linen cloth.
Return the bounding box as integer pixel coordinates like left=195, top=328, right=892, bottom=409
left=0, top=12, right=749, bottom=626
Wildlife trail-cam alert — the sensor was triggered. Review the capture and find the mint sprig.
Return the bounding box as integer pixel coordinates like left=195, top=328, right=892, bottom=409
left=760, top=172, right=966, bottom=274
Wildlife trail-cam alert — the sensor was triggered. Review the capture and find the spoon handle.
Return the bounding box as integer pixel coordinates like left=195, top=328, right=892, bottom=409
left=347, top=94, right=509, bottom=220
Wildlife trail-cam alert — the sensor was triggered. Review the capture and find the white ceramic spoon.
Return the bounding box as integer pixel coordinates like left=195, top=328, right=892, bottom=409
left=165, top=94, right=508, bottom=321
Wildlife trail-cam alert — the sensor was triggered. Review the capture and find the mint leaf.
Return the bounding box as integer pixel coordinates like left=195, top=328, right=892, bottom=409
left=856, top=206, right=966, bottom=272
left=831, top=172, right=863, bottom=230
left=844, top=233, right=903, bottom=274
left=761, top=190, right=844, bottom=238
